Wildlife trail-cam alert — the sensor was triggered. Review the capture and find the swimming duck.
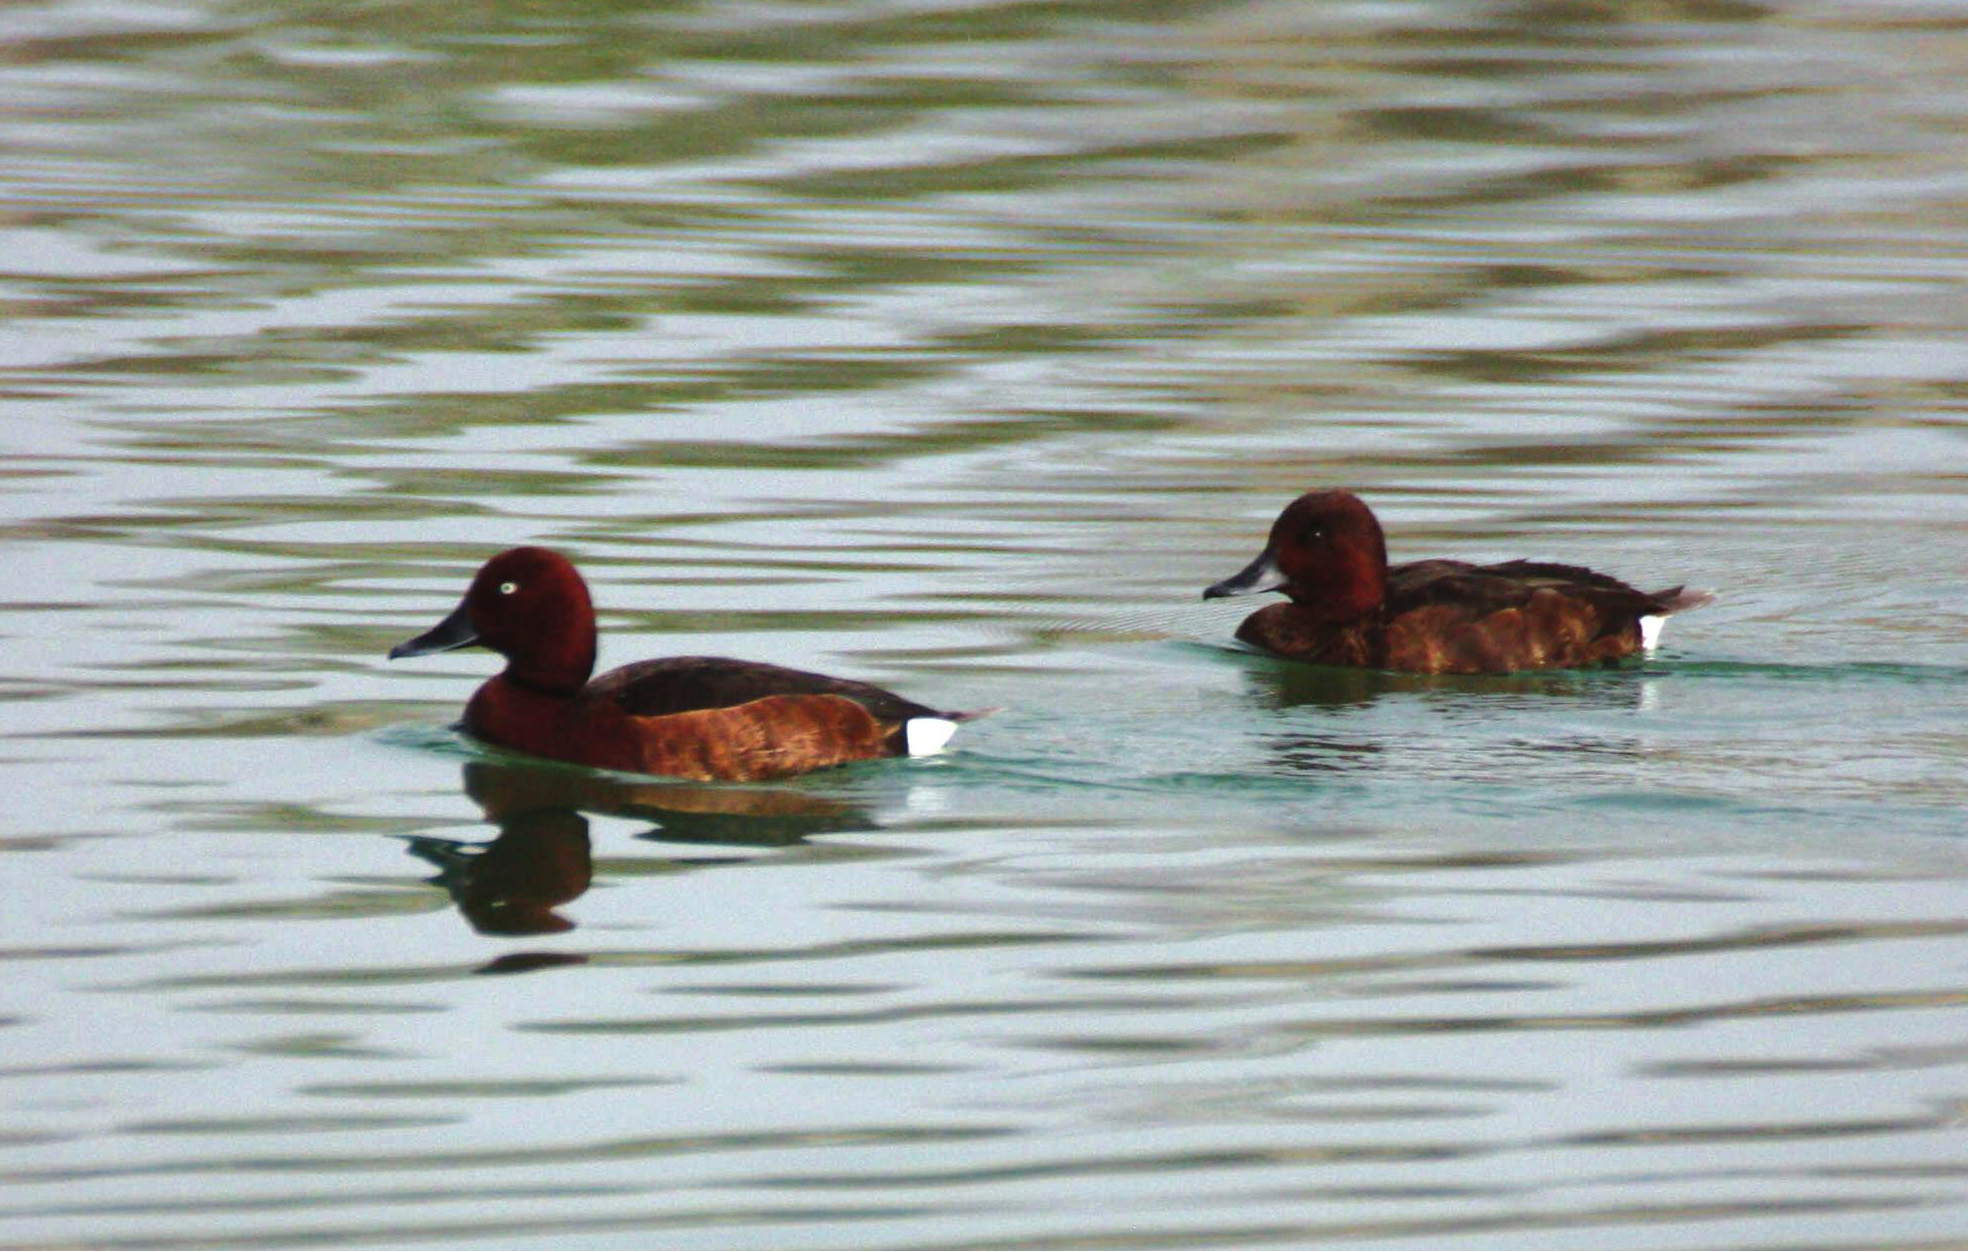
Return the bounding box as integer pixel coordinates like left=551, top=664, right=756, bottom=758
left=1204, top=490, right=1712, bottom=674
left=390, top=547, right=975, bottom=782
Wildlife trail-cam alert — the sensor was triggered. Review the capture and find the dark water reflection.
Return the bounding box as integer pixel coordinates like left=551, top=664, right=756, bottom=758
left=5, top=0, right=1968, bottom=1246
left=414, top=758, right=884, bottom=935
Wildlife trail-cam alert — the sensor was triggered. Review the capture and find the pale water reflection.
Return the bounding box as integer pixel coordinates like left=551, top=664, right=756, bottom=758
left=4, top=0, right=1968, bottom=1246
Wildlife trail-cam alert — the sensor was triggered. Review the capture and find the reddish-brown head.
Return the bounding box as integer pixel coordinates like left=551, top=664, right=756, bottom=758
left=389, top=547, right=599, bottom=694
left=1203, top=490, right=1389, bottom=621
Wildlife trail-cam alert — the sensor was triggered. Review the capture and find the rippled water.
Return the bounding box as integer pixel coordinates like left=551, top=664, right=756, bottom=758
left=5, top=0, right=1968, bottom=1246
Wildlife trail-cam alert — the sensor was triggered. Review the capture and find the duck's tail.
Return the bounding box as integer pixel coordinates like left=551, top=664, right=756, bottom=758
left=903, top=707, right=999, bottom=757
left=1653, top=586, right=1717, bottom=614
left=1639, top=586, right=1716, bottom=651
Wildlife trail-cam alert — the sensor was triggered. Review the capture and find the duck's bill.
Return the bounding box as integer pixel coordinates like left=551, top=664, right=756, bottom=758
left=389, top=599, right=479, bottom=659
left=1203, top=549, right=1286, bottom=600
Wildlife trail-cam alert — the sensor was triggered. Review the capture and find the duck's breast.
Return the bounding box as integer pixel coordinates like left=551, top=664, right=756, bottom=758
left=1232, top=603, right=1380, bottom=665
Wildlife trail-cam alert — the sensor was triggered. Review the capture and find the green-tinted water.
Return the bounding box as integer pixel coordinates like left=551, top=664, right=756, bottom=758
left=4, top=0, right=1968, bottom=1245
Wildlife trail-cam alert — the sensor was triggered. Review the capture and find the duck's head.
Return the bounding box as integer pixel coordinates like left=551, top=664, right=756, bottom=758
left=390, top=546, right=598, bottom=693
left=1203, top=490, right=1389, bottom=621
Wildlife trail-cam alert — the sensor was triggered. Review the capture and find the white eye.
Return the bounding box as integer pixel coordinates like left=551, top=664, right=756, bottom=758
left=499, top=581, right=518, bottom=595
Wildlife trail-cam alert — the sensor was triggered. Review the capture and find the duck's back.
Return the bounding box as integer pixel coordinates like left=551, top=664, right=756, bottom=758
left=592, top=655, right=944, bottom=724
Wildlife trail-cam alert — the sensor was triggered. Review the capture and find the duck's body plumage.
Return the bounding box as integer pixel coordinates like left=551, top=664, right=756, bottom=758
left=391, top=549, right=973, bottom=782
left=467, top=656, right=949, bottom=781
left=1207, top=493, right=1712, bottom=675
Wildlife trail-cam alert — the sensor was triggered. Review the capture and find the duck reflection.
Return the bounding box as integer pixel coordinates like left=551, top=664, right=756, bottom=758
left=407, top=758, right=878, bottom=936
left=1222, top=651, right=1665, bottom=777
left=1221, top=655, right=1400, bottom=772
left=1237, top=651, right=1647, bottom=711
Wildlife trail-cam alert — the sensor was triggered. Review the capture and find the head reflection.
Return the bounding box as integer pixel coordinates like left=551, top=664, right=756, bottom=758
left=407, top=767, right=594, bottom=936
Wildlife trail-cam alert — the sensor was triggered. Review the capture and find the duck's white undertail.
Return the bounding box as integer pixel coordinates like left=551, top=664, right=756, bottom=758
left=904, top=717, right=960, bottom=756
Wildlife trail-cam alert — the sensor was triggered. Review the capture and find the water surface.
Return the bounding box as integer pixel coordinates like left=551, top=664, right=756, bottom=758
left=4, top=0, right=1968, bottom=1246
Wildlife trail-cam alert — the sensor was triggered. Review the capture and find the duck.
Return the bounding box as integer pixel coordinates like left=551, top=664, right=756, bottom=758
left=1203, top=490, right=1712, bottom=674
left=389, top=547, right=977, bottom=782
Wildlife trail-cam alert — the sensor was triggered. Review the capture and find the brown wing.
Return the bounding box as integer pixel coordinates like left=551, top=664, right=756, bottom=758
left=588, top=655, right=946, bottom=724
left=1382, top=560, right=1678, bottom=673
left=614, top=695, right=896, bottom=782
